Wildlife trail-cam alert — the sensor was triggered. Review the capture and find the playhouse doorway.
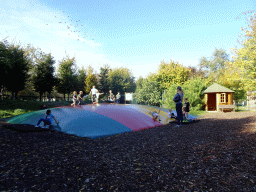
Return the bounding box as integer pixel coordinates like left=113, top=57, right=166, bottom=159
left=207, top=93, right=216, bottom=111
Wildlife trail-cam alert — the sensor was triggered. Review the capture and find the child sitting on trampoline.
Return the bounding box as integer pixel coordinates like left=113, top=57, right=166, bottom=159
left=35, top=109, right=59, bottom=130
left=151, top=111, right=161, bottom=121
left=168, top=109, right=177, bottom=120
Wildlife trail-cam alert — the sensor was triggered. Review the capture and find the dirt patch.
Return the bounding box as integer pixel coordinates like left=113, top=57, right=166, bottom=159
left=1, top=112, right=256, bottom=191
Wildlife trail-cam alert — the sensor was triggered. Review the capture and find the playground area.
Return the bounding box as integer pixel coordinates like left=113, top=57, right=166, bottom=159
left=5, top=104, right=197, bottom=139
left=1, top=109, right=256, bottom=191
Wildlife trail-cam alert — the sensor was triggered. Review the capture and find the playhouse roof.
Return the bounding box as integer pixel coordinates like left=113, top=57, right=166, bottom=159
left=203, top=83, right=235, bottom=93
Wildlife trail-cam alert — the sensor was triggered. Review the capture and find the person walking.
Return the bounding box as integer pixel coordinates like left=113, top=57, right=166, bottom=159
left=173, top=86, right=184, bottom=127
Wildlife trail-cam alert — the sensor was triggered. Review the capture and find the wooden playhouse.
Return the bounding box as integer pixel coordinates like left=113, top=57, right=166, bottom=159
left=203, top=83, right=235, bottom=112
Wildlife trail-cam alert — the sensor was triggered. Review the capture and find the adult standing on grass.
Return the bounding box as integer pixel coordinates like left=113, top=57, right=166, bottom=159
left=173, top=86, right=184, bottom=127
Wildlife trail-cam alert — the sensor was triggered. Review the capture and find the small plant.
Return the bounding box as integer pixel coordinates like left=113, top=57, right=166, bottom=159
left=0, top=110, right=13, bottom=118
left=13, top=109, right=26, bottom=116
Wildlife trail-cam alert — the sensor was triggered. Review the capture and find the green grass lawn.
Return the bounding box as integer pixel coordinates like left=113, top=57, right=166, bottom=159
left=235, top=105, right=253, bottom=112
left=0, top=99, right=208, bottom=119
left=0, top=99, right=74, bottom=118
left=189, top=109, right=207, bottom=117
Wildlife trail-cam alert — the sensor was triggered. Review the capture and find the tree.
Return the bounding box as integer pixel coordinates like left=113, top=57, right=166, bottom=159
left=135, top=77, right=144, bottom=90
left=233, top=12, right=256, bottom=92
left=0, top=40, right=9, bottom=94
left=32, top=53, right=56, bottom=101
left=161, top=78, right=207, bottom=110
left=108, top=67, right=136, bottom=94
left=4, top=44, right=30, bottom=100
left=187, top=66, right=205, bottom=80
left=135, top=78, right=162, bottom=106
left=150, top=60, right=190, bottom=90
left=217, top=60, right=246, bottom=102
left=85, top=65, right=98, bottom=94
left=199, top=48, right=230, bottom=79
left=56, top=56, right=78, bottom=100
left=77, top=67, right=87, bottom=93
left=98, top=65, right=110, bottom=95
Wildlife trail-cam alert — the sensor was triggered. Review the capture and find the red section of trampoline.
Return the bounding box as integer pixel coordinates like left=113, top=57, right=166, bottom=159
left=81, top=104, right=163, bottom=131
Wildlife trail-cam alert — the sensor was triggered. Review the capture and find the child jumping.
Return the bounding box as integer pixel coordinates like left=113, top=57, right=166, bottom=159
left=35, top=109, right=59, bottom=130
left=95, top=90, right=104, bottom=104
left=77, top=91, right=83, bottom=105
left=71, top=91, right=77, bottom=106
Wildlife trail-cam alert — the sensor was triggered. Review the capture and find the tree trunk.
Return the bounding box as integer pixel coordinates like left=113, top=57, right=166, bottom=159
left=0, top=86, right=3, bottom=100
left=12, top=91, right=15, bottom=100
left=39, top=92, right=42, bottom=102
left=68, top=93, right=70, bottom=101
left=48, top=92, right=51, bottom=102
left=63, top=92, right=65, bottom=100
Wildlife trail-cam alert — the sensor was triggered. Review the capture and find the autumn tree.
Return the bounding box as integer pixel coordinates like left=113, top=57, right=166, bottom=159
left=150, top=60, right=190, bottom=90
left=187, top=66, right=205, bottom=80
left=217, top=61, right=246, bottom=102
left=85, top=65, right=98, bottom=94
left=231, top=11, right=256, bottom=92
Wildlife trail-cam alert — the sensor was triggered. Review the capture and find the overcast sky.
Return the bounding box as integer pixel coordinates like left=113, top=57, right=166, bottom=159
left=0, top=0, right=255, bottom=79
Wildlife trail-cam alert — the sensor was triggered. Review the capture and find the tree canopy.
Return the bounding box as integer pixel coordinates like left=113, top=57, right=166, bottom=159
left=56, top=56, right=78, bottom=100
left=32, top=53, right=56, bottom=101
left=4, top=44, right=30, bottom=100
left=108, top=67, right=136, bottom=94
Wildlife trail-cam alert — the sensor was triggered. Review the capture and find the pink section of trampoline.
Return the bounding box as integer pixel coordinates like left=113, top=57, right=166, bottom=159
left=80, top=104, right=163, bottom=131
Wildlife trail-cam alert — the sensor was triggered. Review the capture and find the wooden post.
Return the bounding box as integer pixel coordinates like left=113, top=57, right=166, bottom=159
left=205, top=93, right=208, bottom=111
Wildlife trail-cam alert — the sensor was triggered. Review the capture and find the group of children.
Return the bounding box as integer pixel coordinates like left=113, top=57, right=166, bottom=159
left=71, top=91, right=84, bottom=107
left=107, top=90, right=121, bottom=103
left=71, top=86, right=122, bottom=106
left=151, top=98, right=191, bottom=122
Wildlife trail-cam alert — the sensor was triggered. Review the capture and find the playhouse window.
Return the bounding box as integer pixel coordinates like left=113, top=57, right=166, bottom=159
left=220, top=93, right=226, bottom=103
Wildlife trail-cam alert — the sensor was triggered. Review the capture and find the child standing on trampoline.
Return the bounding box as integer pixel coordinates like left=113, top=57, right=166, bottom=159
left=35, top=109, right=59, bottom=130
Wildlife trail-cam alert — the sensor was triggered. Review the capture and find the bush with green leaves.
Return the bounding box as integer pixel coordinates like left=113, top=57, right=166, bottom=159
left=135, top=79, right=162, bottom=106
left=161, top=78, right=207, bottom=110
left=13, top=109, right=26, bottom=115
